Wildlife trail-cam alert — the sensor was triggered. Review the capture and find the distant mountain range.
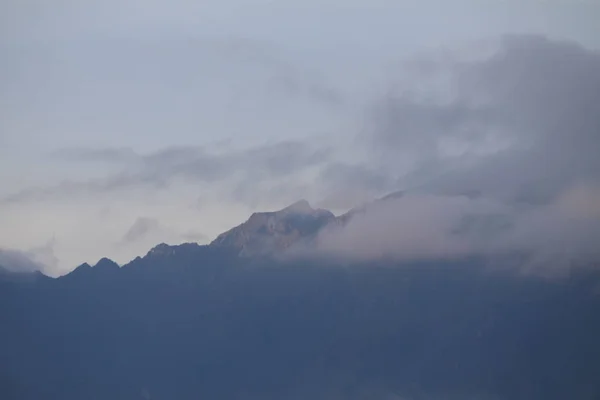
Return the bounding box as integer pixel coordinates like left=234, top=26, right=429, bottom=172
left=53, top=191, right=411, bottom=276
left=209, top=192, right=410, bottom=257
left=1, top=192, right=600, bottom=400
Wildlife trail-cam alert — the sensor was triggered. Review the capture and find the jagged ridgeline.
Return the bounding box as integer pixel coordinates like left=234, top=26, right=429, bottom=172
left=210, top=199, right=335, bottom=256
left=1, top=193, right=600, bottom=400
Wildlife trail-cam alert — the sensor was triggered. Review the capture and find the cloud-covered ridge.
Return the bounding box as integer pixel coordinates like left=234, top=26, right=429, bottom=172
left=310, top=35, right=600, bottom=269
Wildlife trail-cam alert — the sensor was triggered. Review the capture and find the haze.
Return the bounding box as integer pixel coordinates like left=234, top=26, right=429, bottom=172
left=1, top=0, right=599, bottom=275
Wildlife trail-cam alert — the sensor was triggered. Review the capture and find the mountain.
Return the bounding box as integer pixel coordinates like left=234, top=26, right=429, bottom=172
left=59, top=258, right=120, bottom=282
left=2, top=251, right=600, bottom=400
left=94, top=257, right=120, bottom=271
left=210, top=199, right=335, bottom=256
left=2, top=194, right=600, bottom=400
left=208, top=192, right=407, bottom=256
left=0, top=263, right=49, bottom=284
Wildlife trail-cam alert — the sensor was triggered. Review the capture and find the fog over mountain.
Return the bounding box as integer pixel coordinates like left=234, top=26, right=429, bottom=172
left=2, top=19, right=600, bottom=275
left=2, top=193, right=600, bottom=399
left=2, top=1, right=600, bottom=399
left=3, top=33, right=600, bottom=275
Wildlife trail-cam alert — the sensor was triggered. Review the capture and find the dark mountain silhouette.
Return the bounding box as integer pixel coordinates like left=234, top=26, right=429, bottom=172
left=94, top=257, right=120, bottom=271
left=1, top=198, right=600, bottom=400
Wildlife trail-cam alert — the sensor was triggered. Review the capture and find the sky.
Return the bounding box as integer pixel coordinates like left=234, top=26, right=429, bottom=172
left=1, top=0, right=600, bottom=276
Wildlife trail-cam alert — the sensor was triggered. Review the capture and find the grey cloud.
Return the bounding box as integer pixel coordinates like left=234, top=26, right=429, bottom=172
left=314, top=184, right=600, bottom=269
left=239, top=141, right=331, bottom=179
left=119, top=217, right=209, bottom=249
left=1, top=173, right=166, bottom=204
left=0, top=249, right=43, bottom=273
left=4, top=140, right=332, bottom=203
left=368, top=97, right=497, bottom=161
left=6, top=33, right=600, bottom=272
left=122, top=217, right=161, bottom=243
left=271, top=69, right=346, bottom=108
left=183, top=36, right=347, bottom=108
left=496, top=184, right=600, bottom=271
left=368, top=35, right=600, bottom=205
left=51, top=147, right=137, bottom=164
left=221, top=38, right=347, bottom=108
left=0, top=239, right=57, bottom=274
left=230, top=179, right=312, bottom=210
left=311, top=35, right=600, bottom=266
left=315, top=194, right=499, bottom=261
left=135, top=141, right=331, bottom=192
left=315, top=163, right=395, bottom=209
left=180, top=230, right=209, bottom=243
left=320, top=163, right=392, bottom=193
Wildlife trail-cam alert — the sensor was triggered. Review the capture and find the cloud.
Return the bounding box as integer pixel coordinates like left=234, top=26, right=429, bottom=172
left=366, top=35, right=600, bottom=204
left=118, top=216, right=211, bottom=248
left=315, top=163, right=396, bottom=209
left=180, top=230, right=208, bottom=243
left=311, top=35, right=600, bottom=267
left=498, top=183, right=600, bottom=272
left=122, top=217, right=161, bottom=243
left=51, top=147, right=137, bottom=164
left=315, top=193, right=501, bottom=261
left=120, top=216, right=209, bottom=247
left=314, top=183, right=600, bottom=271
left=4, top=34, right=600, bottom=272
left=0, top=239, right=57, bottom=274
left=216, top=37, right=347, bottom=108
left=4, top=141, right=332, bottom=204
left=0, top=249, right=43, bottom=273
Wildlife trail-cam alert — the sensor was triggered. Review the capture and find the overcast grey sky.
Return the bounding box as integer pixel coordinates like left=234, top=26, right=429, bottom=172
left=1, top=0, right=599, bottom=275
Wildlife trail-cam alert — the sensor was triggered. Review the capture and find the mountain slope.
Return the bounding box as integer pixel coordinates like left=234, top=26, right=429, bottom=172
left=210, top=199, right=335, bottom=256
left=2, top=194, right=600, bottom=400
left=2, top=254, right=600, bottom=400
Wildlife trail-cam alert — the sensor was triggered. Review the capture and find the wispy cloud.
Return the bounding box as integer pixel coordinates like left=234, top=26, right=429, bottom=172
left=0, top=238, right=57, bottom=274
left=3, top=34, right=600, bottom=273
left=4, top=141, right=332, bottom=204
left=121, top=217, right=161, bottom=244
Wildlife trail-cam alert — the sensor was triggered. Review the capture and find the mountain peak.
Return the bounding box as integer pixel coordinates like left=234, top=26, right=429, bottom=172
left=143, top=242, right=207, bottom=260
left=280, top=199, right=313, bottom=214
left=147, top=243, right=174, bottom=257
left=94, top=258, right=120, bottom=270
left=76, top=262, right=92, bottom=271
left=60, top=262, right=92, bottom=279
left=210, top=200, right=334, bottom=256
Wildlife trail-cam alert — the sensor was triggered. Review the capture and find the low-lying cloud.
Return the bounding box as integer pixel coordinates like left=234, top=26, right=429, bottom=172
left=0, top=249, right=43, bottom=273
left=0, top=239, right=58, bottom=274
left=313, top=35, right=600, bottom=268
left=314, top=184, right=600, bottom=270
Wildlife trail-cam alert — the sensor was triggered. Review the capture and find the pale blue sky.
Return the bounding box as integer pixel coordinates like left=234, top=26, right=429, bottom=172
left=1, top=0, right=599, bottom=275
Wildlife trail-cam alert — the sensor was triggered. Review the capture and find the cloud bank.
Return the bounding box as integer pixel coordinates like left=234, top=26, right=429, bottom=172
left=314, top=35, right=600, bottom=269
left=2, top=34, right=600, bottom=274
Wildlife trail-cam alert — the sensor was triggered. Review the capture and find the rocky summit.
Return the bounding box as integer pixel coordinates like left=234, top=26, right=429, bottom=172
left=210, top=199, right=335, bottom=256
